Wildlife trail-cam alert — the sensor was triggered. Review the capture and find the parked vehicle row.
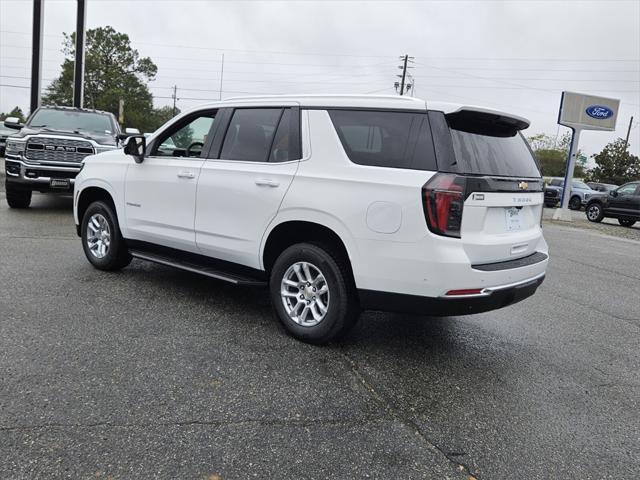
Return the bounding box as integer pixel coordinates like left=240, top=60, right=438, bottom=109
left=70, top=95, right=548, bottom=344
left=543, top=177, right=599, bottom=209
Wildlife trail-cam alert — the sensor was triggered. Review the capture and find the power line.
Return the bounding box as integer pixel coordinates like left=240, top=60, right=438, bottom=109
left=3, top=30, right=639, bottom=63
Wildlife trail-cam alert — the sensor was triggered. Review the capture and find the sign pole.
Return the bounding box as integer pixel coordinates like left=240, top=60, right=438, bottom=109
left=556, top=128, right=582, bottom=218
left=30, top=0, right=44, bottom=114
left=73, top=0, right=86, bottom=108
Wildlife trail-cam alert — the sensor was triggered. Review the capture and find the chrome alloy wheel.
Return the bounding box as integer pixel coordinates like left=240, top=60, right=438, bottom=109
left=86, top=213, right=111, bottom=259
left=587, top=204, right=601, bottom=221
left=280, top=261, right=330, bottom=327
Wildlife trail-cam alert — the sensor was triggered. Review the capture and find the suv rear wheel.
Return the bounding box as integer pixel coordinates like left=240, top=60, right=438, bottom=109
left=5, top=182, right=32, bottom=209
left=269, top=243, right=359, bottom=344
left=586, top=202, right=604, bottom=222
left=81, top=201, right=132, bottom=271
left=618, top=218, right=636, bottom=227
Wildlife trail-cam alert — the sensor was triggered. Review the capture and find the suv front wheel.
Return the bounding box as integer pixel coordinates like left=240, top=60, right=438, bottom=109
left=269, top=243, right=359, bottom=344
left=81, top=201, right=132, bottom=271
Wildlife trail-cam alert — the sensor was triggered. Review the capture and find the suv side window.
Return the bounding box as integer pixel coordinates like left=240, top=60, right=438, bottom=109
left=617, top=183, right=639, bottom=195
left=270, top=108, right=299, bottom=162
left=550, top=179, right=563, bottom=187
left=220, top=108, right=283, bottom=162
left=329, top=110, right=437, bottom=171
left=151, top=111, right=216, bottom=158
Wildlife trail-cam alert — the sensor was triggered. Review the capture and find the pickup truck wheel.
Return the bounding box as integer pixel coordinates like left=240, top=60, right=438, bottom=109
left=5, top=182, right=32, bottom=209
left=544, top=202, right=557, bottom=208
left=618, top=218, right=636, bottom=227
left=586, top=203, right=604, bottom=222
left=270, top=243, right=359, bottom=345
left=81, top=201, right=131, bottom=271
left=569, top=195, right=582, bottom=210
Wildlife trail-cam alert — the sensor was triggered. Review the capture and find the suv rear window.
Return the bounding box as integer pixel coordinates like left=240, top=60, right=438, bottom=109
left=429, top=110, right=541, bottom=178
left=328, top=110, right=437, bottom=171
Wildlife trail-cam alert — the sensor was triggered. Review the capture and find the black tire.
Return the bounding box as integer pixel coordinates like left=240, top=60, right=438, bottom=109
left=5, top=182, right=32, bottom=209
left=269, top=242, right=359, bottom=345
left=81, top=200, right=131, bottom=271
left=545, top=202, right=557, bottom=208
left=568, top=195, right=582, bottom=210
left=585, top=202, right=604, bottom=223
left=618, top=218, right=636, bottom=227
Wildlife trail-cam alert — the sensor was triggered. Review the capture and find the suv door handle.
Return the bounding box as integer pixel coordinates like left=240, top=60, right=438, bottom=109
left=255, top=178, right=280, bottom=187
left=177, top=171, right=195, bottom=179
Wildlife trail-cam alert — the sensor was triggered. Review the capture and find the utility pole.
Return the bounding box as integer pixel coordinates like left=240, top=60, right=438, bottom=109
left=172, top=85, right=177, bottom=116
left=400, top=54, right=408, bottom=95
left=623, top=116, right=633, bottom=152
left=73, top=0, right=87, bottom=108
left=395, top=54, right=414, bottom=95
left=219, top=53, right=225, bottom=100
left=30, top=0, right=44, bottom=114
left=118, top=99, right=124, bottom=125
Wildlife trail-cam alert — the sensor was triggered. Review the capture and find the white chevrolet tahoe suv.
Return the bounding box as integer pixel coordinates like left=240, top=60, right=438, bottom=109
left=73, top=95, right=548, bottom=344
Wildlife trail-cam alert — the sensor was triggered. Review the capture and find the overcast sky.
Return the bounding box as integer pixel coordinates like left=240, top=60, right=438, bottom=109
left=1, top=0, right=639, bottom=157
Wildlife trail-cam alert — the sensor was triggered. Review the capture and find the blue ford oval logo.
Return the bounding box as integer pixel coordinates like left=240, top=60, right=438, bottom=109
left=586, top=105, right=614, bottom=119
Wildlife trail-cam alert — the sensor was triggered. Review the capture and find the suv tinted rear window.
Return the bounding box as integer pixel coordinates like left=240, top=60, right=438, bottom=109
left=329, top=110, right=436, bottom=171
left=220, top=108, right=282, bottom=162
left=429, top=110, right=541, bottom=178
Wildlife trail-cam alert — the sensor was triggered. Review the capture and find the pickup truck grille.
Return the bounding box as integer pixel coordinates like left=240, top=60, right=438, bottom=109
left=544, top=189, right=559, bottom=199
left=25, top=137, right=94, bottom=164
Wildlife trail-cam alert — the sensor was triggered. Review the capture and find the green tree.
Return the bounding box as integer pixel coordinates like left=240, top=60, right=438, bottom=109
left=43, top=26, right=165, bottom=132
left=148, top=105, right=178, bottom=133
left=526, top=132, right=586, bottom=178
left=0, top=106, right=26, bottom=123
left=584, top=138, right=640, bottom=185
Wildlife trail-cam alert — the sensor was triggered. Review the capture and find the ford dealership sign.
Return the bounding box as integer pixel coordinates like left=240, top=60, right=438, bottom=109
left=558, top=92, right=619, bottom=131
left=585, top=105, right=614, bottom=120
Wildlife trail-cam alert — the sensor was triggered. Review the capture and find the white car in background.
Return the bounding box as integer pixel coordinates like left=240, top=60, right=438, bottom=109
left=73, top=95, right=548, bottom=344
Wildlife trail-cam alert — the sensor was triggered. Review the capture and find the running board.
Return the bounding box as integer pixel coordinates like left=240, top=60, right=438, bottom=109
left=129, top=250, right=267, bottom=287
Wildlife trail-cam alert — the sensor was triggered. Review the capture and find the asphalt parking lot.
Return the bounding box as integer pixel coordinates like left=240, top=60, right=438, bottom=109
left=1, top=192, right=638, bottom=480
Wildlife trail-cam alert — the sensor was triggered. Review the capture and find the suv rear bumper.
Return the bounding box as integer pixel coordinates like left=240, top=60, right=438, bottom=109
left=359, top=272, right=545, bottom=315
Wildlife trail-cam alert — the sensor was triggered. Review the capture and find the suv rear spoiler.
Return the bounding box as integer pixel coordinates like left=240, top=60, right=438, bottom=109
left=445, top=109, right=530, bottom=137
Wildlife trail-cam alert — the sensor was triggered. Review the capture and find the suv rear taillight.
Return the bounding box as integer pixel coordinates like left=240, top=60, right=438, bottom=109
left=422, top=173, right=466, bottom=238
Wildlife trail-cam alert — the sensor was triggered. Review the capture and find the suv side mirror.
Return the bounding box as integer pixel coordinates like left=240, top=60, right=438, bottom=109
left=610, top=190, right=618, bottom=197
left=4, top=117, right=24, bottom=130
left=117, top=127, right=141, bottom=142
left=124, top=135, right=146, bottom=163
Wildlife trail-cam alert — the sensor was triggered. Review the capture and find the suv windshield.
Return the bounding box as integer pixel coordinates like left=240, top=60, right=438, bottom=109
left=28, top=109, right=113, bottom=134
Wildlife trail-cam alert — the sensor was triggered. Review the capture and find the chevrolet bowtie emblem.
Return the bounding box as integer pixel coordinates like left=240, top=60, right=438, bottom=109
left=518, top=181, right=529, bottom=190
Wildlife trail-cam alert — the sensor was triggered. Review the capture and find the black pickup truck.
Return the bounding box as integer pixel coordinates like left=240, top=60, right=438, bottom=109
left=585, top=182, right=640, bottom=227
left=3, top=106, right=137, bottom=208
